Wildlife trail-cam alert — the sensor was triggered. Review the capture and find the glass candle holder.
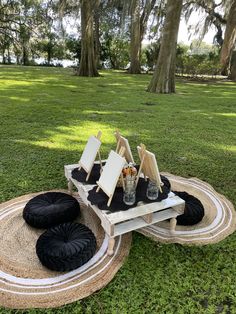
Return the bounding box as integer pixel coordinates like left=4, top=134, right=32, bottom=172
left=146, top=180, right=159, bottom=200
left=123, top=177, right=136, bottom=206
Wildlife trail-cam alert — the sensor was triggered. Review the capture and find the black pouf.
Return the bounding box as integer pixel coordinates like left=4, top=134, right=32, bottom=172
left=174, top=191, right=205, bottom=225
left=36, top=222, right=97, bottom=272
left=23, top=192, right=80, bottom=229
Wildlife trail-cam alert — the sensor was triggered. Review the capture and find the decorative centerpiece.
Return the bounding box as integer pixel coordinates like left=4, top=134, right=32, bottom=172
left=122, top=163, right=137, bottom=206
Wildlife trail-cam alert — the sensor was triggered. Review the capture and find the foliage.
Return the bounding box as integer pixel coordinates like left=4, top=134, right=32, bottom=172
left=0, top=66, right=236, bottom=313
left=189, top=39, right=218, bottom=55
left=183, top=0, right=227, bottom=47
left=65, top=36, right=81, bottom=61
left=0, top=0, right=77, bottom=65
left=176, top=43, right=222, bottom=77
left=144, top=42, right=160, bottom=70
left=0, top=0, right=232, bottom=75
left=0, top=0, right=48, bottom=65
left=35, top=34, right=66, bottom=64
left=145, top=0, right=166, bottom=42
left=101, top=34, right=130, bottom=69
left=0, top=0, right=164, bottom=69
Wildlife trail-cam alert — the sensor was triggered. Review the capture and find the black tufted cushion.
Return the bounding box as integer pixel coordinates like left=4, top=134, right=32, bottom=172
left=23, top=192, right=80, bottom=229
left=36, top=222, right=97, bottom=271
left=174, top=191, right=205, bottom=225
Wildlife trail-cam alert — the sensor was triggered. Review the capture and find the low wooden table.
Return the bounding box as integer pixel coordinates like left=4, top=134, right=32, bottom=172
left=65, top=163, right=185, bottom=255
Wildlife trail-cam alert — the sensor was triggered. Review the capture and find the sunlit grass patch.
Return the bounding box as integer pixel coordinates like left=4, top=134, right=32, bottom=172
left=26, top=121, right=115, bottom=151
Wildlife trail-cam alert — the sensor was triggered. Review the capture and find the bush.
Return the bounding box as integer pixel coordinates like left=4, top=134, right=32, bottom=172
left=177, top=53, right=221, bottom=78
left=144, top=42, right=160, bottom=70
left=101, top=35, right=130, bottom=69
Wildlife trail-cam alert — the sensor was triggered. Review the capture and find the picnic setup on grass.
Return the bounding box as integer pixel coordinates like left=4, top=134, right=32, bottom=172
left=0, top=130, right=235, bottom=309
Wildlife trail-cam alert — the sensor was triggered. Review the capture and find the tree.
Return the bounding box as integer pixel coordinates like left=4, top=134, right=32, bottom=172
left=19, top=23, right=30, bottom=65
left=129, top=0, right=141, bottom=73
left=0, top=1, right=21, bottom=63
left=220, top=0, right=236, bottom=75
left=94, top=0, right=102, bottom=67
left=147, top=0, right=183, bottom=93
left=0, top=0, right=51, bottom=65
left=97, top=0, right=130, bottom=69
left=184, top=0, right=226, bottom=46
left=36, top=33, right=66, bottom=65
left=129, top=0, right=157, bottom=74
left=78, top=0, right=99, bottom=76
left=184, top=0, right=236, bottom=77
left=229, top=51, right=236, bottom=80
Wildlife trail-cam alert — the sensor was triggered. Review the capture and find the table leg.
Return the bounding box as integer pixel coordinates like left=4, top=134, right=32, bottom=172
left=107, top=237, right=115, bottom=256
left=68, top=179, right=73, bottom=195
left=170, top=217, right=177, bottom=234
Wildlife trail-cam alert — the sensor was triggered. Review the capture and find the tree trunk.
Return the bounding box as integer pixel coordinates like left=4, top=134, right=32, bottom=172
left=229, top=51, right=236, bottom=81
left=147, top=0, right=183, bottom=93
left=94, top=0, right=101, bottom=68
left=47, top=41, right=52, bottom=65
left=2, top=49, right=6, bottom=64
left=129, top=0, right=156, bottom=74
left=78, top=0, right=99, bottom=77
left=7, top=48, right=11, bottom=63
left=47, top=48, right=51, bottom=65
left=220, top=0, right=236, bottom=76
left=21, top=23, right=30, bottom=66
left=22, top=44, right=29, bottom=65
left=129, top=0, right=141, bottom=74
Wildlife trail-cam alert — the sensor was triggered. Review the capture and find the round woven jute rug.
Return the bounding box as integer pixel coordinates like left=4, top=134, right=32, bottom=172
left=0, top=190, right=132, bottom=309
left=139, top=174, right=236, bottom=245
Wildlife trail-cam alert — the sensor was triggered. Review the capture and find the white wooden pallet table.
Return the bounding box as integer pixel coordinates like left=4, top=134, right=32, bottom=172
left=65, top=163, right=185, bottom=255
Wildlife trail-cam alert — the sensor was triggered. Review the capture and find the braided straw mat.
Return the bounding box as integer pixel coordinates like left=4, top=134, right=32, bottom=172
left=139, top=174, right=236, bottom=245
left=0, top=190, right=132, bottom=309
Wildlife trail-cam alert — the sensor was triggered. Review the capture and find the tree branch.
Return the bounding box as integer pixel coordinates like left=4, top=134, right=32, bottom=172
left=184, top=0, right=227, bottom=24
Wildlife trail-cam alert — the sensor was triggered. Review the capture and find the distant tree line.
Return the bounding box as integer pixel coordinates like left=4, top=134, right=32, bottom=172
left=0, top=0, right=236, bottom=93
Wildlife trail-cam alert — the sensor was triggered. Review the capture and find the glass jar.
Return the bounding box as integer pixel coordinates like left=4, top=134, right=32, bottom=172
left=123, top=178, right=136, bottom=206
left=146, top=180, right=159, bottom=200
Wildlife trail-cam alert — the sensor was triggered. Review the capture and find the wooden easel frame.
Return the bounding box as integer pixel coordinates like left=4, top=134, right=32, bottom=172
left=78, top=131, right=103, bottom=182
left=136, top=144, right=163, bottom=192
left=114, top=130, right=135, bottom=164
left=96, top=147, right=126, bottom=207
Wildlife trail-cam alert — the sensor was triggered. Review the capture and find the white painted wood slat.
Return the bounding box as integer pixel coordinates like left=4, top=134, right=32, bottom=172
left=113, top=208, right=179, bottom=236
left=107, top=195, right=185, bottom=225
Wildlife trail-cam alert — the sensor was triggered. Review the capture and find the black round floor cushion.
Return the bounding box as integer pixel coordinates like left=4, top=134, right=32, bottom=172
left=174, top=191, right=205, bottom=226
left=23, top=192, right=80, bottom=229
left=36, top=222, right=97, bottom=271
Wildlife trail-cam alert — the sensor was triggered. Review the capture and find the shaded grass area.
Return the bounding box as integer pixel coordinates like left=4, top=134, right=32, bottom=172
left=0, top=65, right=235, bottom=313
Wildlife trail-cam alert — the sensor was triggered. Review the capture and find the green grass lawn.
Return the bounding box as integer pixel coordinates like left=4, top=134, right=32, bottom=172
left=0, top=65, right=235, bottom=314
